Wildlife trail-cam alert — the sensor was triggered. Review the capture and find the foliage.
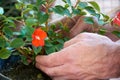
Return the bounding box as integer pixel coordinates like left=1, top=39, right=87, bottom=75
left=0, top=0, right=116, bottom=65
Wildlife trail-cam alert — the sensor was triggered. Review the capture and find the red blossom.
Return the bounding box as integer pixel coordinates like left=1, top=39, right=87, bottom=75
left=116, top=12, right=120, bottom=19
left=32, top=28, right=47, bottom=47
left=112, top=12, right=120, bottom=27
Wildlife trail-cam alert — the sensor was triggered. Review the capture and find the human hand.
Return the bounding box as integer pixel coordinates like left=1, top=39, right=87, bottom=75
left=36, top=33, right=120, bottom=80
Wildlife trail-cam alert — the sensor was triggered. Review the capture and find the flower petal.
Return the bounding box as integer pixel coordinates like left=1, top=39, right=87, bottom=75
left=32, top=28, right=47, bottom=47
left=113, top=17, right=120, bottom=27
left=39, top=30, right=47, bottom=39
left=117, top=12, right=120, bottom=19
left=32, top=39, right=40, bottom=47
left=38, top=39, right=45, bottom=46
left=32, top=28, right=47, bottom=39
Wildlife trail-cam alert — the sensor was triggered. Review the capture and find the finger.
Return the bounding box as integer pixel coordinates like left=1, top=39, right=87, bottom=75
left=64, top=33, right=85, bottom=48
left=69, top=16, right=91, bottom=38
left=53, top=74, right=99, bottom=80
left=36, top=51, right=69, bottom=67
left=36, top=63, right=76, bottom=77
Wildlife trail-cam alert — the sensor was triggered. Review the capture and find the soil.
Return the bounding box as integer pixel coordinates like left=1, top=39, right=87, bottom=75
left=1, top=63, right=51, bottom=80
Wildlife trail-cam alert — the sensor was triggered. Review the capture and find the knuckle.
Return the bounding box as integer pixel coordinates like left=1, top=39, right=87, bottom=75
left=45, top=70, right=51, bottom=75
left=45, top=69, right=56, bottom=76
left=64, top=41, right=69, bottom=48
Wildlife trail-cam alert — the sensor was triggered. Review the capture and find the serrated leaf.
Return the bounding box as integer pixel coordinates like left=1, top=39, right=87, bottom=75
left=37, top=11, right=49, bottom=24
left=78, top=2, right=88, bottom=9
left=84, top=17, right=94, bottom=24
left=89, top=1, right=100, bottom=12
left=23, top=26, right=34, bottom=41
left=0, top=48, right=11, bottom=59
left=3, top=27, right=13, bottom=37
left=72, top=7, right=81, bottom=15
left=25, top=18, right=37, bottom=27
left=56, top=39, right=64, bottom=44
left=85, top=6, right=96, bottom=15
left=0, top=37, right=6, bottom=48
left=0, top=7, right=4, bottom=15
left=45, top=46, right=56, bottom=54
left=45, top=40, right=53, bottom=47
left=10, top=38, right=25, bottom=48
left=33, top=46, right=42, bottom=55
left=55, top=44, right=63, bottom=51
left=52, top=5, right=71, bottom=17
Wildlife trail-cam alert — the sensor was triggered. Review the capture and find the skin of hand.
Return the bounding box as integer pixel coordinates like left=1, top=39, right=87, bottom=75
left=36, top=32, right=120, bottom=80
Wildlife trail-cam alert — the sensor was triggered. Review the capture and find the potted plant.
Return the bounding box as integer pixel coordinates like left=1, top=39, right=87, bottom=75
left=0, top=0, right=119, bottom=79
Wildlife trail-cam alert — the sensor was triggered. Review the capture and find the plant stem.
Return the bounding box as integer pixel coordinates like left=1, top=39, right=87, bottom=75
left=45, top=2, right=50, bottom=31
left=74, top=0, right=80, bottom=8
left=17, top=48, right=32, bottom=60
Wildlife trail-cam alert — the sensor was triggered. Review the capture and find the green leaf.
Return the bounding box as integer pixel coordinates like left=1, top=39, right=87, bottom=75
left=78, top=2, right=88, bottom=9
left=10, top=38, right=25, bottom=48
left=15, top=3, right=25, bottom=10
left=112, top=31, right=120, bottom=38
left=101, top=13, right=110, bottom=21
left=55, top=44, right=63, bottom=51
left=56, top=39, right=64, bottom=44
left=45, top=40, right=53, bottom=47
left=21, top=55, right=29, bottom=65
left=98, top=20, right=106, bottom=25
left=95, top=13, right=100, bottom=19
left=23, top=26, right=34, bottom=41
left=0, top=48, right=11, bottom=59
left=0, top=37, right=6, bottom=48
left=25, top=18, right=37, bottom=27
left=45, top=46, right=56, bottom=54
left=0, top=7, right=4, bottom=15
left=38, top=11, right=49, bottom=24
left=33, top=46, right=42, bottom=55
left=52, top=5, right=71, bottom=17
left=85, top=6, right=96, bottom=15
left=84, top=17, right=94, bottom=24
left=89, top=1, right=100, bottom=12
left=72, top=7, right=81, bottom=15
left=63, top=0, right=72, bottom=6
left=36, top=0, right=45, bottom=6
left=4, top=17, right=16, bottom=28
left=98, top=28, right=107, bottom=35
left=3, top=27, right=13, bottom=37
left=66, top=0, right=72, bottom=6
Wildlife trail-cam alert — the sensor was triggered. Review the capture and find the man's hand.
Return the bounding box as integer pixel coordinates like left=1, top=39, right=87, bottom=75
left=36, top=33, right=120, bottom=80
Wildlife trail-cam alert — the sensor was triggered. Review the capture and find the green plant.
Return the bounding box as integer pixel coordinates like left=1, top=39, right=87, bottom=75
left=0, top=0, right=112, bottom=65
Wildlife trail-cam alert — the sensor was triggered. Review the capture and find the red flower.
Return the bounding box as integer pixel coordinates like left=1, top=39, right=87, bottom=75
left=32, top=28, right=47, bottom=47
left=113, top=17, right=120, bottom=26
left=112, top=12, right=120, bottom=27
left=116, top=12, right=120, bottom=19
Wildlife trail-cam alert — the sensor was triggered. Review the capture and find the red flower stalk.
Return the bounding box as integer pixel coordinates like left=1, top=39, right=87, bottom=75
left=112, top=12, right=120, bottom=27
left=32, top=28, right=47, bottom=47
